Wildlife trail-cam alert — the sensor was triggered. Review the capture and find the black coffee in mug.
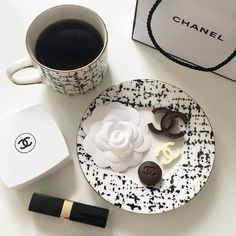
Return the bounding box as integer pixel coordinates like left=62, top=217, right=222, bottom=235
left=35, top=19, right=103, bottom=70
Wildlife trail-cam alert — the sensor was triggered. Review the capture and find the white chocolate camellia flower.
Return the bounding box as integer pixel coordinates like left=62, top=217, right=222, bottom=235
left=83, top=102, right=151, bottom=172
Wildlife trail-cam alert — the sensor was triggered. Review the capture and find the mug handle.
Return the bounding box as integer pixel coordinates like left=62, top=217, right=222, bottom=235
left=7, top=58, right=43, bottom=85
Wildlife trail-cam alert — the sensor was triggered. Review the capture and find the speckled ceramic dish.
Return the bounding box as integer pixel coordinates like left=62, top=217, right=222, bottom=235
left=77, top=79, right=215, bottom=214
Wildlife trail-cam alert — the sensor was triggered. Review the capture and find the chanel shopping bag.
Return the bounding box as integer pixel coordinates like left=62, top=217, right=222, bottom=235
left=132, top=0, right=236, bottom=81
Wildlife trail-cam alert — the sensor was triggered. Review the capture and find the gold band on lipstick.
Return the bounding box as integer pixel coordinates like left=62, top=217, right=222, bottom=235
left=60, top=200, right=73, bottom=219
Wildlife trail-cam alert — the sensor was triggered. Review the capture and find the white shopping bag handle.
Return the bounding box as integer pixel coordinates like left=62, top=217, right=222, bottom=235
left=147, top=0, right=236, bottom=72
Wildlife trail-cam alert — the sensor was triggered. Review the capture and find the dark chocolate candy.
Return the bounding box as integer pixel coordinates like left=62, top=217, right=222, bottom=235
left=138, top=161, right=162, bottom=185
left=152, top=107, right=169, bottom=115
left=148, top=107, right=189, bottom=139
left=148, top=109, right=175, bottom=134
left=148, top=123, right=163, bottom=134
left=160, top=113, right=176, bottom=131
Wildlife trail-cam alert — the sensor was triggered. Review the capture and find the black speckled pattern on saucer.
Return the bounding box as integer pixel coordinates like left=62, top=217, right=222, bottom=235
left=76, top=79, right=215, bottom=214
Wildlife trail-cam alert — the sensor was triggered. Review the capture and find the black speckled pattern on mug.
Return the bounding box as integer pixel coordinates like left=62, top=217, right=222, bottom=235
left=76, top=79, right=215, bottom=214
left=40, top=54, right=107, bottom=95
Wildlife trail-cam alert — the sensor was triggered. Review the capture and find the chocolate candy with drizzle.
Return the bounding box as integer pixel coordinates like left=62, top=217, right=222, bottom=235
left=148, top=107, right=189, bottom=138
left=138, top=161, right=162, bottom=185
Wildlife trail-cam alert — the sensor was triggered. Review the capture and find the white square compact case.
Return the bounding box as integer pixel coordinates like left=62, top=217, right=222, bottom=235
left=0, top=105, right=70, bottom=189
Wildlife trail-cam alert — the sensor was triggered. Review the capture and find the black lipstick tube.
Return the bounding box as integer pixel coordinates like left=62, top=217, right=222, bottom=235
left=28, top=193, right=109, bottom=228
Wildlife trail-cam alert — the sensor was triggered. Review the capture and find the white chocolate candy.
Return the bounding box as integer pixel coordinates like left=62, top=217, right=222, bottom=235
left=83, top=102, right=151, bottom=172
left=156, top=142, right=181, bottom=165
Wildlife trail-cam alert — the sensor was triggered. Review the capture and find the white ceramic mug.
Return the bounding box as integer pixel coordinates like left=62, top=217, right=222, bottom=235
left=7, top=5, right=108, bottom=95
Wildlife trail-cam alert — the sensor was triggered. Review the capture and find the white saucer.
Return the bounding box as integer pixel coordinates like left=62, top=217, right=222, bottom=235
left=77, top=79, right=215, bottom=214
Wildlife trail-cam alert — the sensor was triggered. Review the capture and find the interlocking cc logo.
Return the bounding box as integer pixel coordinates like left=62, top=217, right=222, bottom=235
left=156, top=142, right=181, bottom=165
left=14, top=133, right=36, bottom=154
left=148, top=107, right=189, bottom=138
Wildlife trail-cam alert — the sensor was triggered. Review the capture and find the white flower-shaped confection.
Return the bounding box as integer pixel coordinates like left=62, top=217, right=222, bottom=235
left=83, top=102, right=151, bottom=172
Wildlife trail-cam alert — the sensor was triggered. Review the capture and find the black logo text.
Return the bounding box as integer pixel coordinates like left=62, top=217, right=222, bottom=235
left=15, top=133, right=36, bottom=154
left=172, top=16, right=224, bottom=42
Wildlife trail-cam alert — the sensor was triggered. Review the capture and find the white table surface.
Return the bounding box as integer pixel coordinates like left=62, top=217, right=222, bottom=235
left=0, top=0, right=236, bottom=235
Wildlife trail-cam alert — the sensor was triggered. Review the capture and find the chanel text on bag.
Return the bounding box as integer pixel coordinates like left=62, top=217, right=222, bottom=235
left=172, top=16, right=224, bottom=42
